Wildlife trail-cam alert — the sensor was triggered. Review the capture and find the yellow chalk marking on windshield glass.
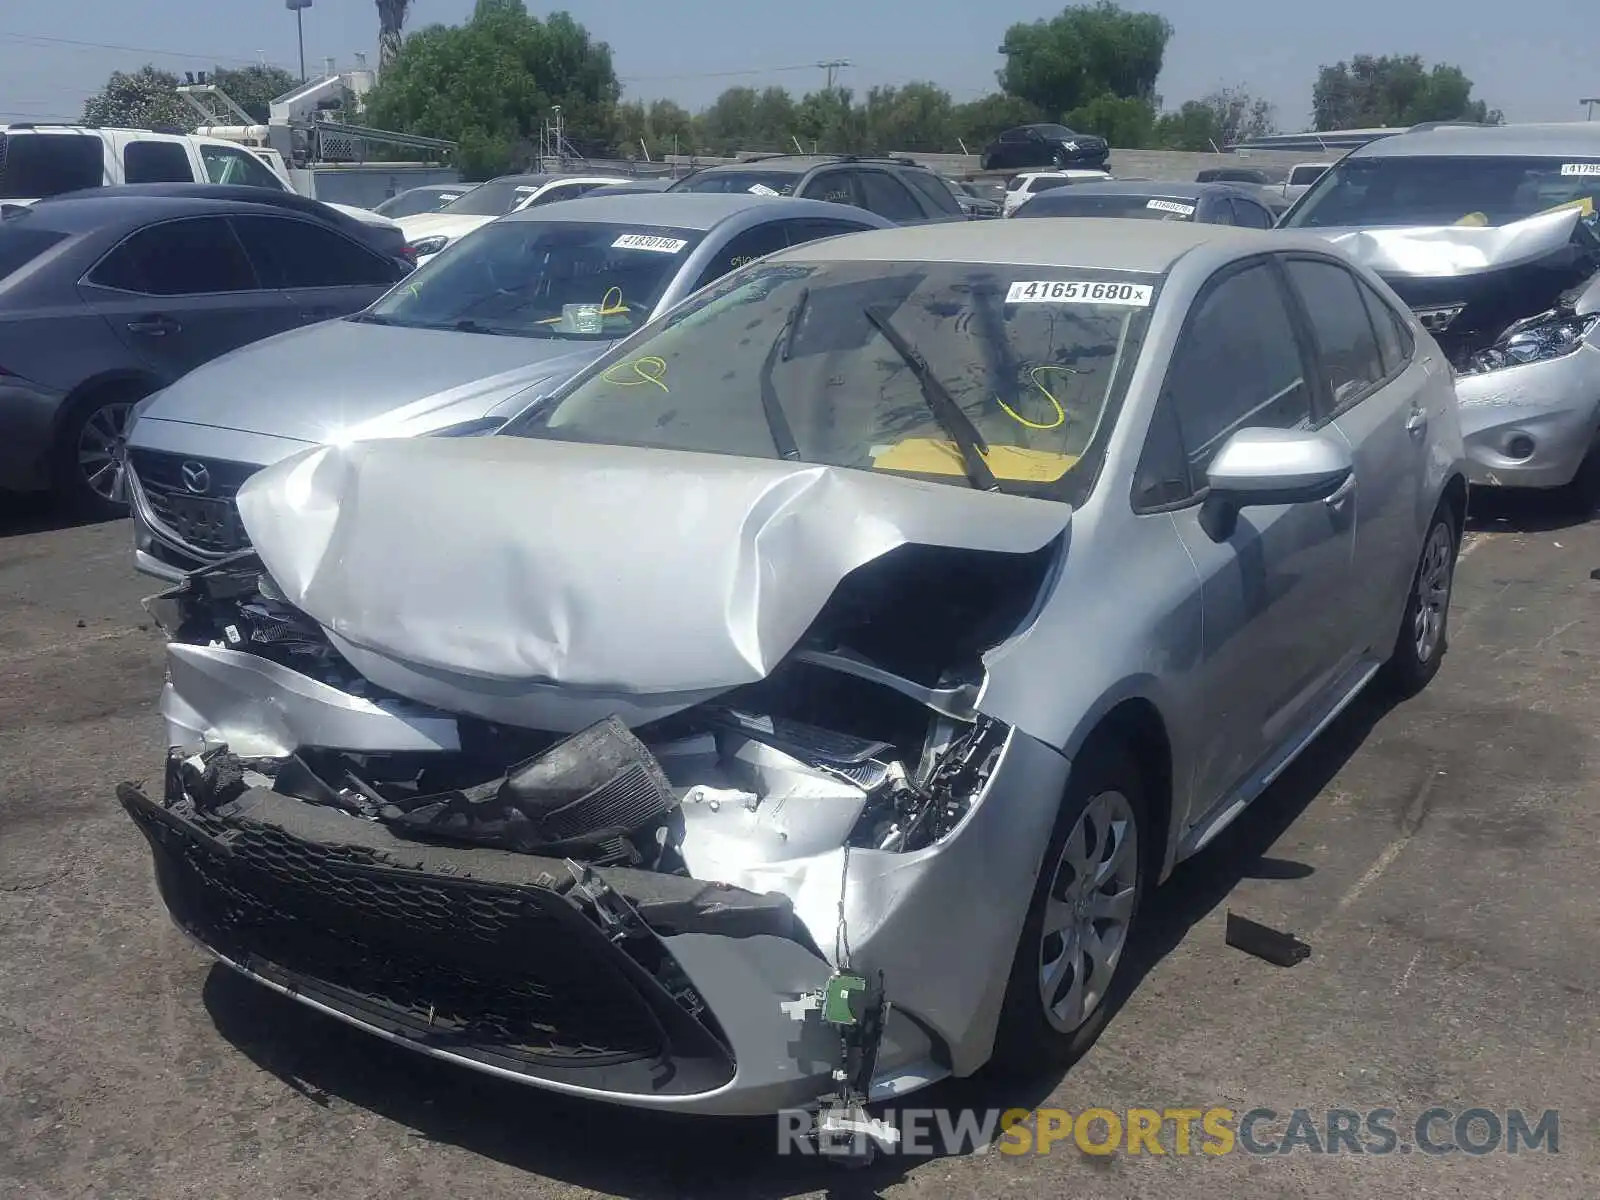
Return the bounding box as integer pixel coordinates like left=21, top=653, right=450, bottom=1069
left=600, top=355, right=669, bottom=392
left=996, top=366, right=1075, bottom=431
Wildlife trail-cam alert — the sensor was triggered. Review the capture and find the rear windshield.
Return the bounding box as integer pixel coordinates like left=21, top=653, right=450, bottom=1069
left=374, top=188, right=469, bottom=218
left=1017, top=193, right=1197, bottom=221
left=0, top=132, right=103, bottom=200
left=438, top=181, right=540, bottom=216
left=670, top=170, right=797, bottom=197
left=0, top=218, right=70, bottom=280
left=1285, top=155, right=1600, bottom=228
left=360, top=220, right=704, bottom=340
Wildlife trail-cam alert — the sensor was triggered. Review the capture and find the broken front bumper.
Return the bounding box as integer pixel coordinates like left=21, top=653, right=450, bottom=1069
left=118, top=780, right=943, bottom=1116
left=1455, top=342, right=1600, bottom=489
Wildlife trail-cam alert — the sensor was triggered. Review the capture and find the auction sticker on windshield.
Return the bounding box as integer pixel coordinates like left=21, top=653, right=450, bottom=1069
left=1147, top=199, right=1196, bottom=216
left=1561, top=163, right=1600, bottom=176
left=612, top=233, right=689, bottom=253
left=1006, top=280, right=1153, bottom=306
left=748, top=183, right=781, bottom=196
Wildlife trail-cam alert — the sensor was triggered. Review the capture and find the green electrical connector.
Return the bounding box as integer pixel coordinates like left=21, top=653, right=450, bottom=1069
left=822, top=973, right=868, bottom=1026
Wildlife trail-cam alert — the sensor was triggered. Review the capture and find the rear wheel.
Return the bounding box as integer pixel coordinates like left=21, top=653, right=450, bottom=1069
left=1051, top=149, right=1068, bottom=169
left=1380, top=503, right=1458, bottom=696
left=991, top=739, right=1147, bottom=1074
left=51, top=389, right=141, bottom=520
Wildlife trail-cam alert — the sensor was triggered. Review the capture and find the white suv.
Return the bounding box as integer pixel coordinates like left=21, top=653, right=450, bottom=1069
left=1002, top=169, right=1114, bottom=216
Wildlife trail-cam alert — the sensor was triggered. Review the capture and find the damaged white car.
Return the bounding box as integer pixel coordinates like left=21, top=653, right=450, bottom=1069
left=120, top=220, right=1467, bottom=1135
left=1283, top=123, right=1600, bottom=491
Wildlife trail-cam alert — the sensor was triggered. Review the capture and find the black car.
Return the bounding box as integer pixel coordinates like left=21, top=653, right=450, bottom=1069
left=1009, top=180, right=1278, bottom=228
left=0, top=192, right=410, bottom=516
left=667, top=155, right=965, bottom=225
left=979, top=124, right=1110, bottom=172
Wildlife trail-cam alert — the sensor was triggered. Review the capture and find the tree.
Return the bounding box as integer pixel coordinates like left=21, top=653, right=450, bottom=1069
left=998, top=2, right=1172, bottom=117
left=82, top=66, right=190, bottom=128
left=1151, top=85, right=1276, bottom=150
left=796, top=86, right=866, bottom=154
left=695, top=86, right=797, bottom=154
left=861, top=82, right=955, bottom=153
left=1064, top=93, right=1156, bottom=148
left=377, top=0, right=412, bottom=71
left=616, top=97, right=696, bottom=158
left=1312, top=54, right=1503, bottom=131
left=210, top=65, right=298, bottom=122
left=951, top=92, right=1045, bottom=152
left=362, top=1, right=618, bottom=177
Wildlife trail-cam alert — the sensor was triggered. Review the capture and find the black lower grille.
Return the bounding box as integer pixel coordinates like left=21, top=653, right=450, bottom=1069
left=121, top=788, right=671, bottom=1070
left=126, top=449, right=258, bottom=556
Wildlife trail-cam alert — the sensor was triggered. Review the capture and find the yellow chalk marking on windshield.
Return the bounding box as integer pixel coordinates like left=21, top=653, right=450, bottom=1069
left=996, top=366, right=1076, bottom=431
left=600, top=355, right=669, bottom=392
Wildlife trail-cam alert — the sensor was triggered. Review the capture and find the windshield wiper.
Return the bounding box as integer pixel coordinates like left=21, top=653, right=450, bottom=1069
left=756, top=290, right=805, bottom=461
left=862, top=306, right=1000, bottom=492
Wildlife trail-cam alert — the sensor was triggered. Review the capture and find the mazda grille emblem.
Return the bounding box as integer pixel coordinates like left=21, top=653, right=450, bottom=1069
left=180, top=461, right=211, bottom=495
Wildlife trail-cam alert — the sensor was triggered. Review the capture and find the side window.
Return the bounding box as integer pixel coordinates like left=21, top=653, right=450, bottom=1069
left=1132, top=388, right=1194, bottom=509
left=88, top=217, right=257, bottom=295
left=1356, top=278, right=1413, bottom=375
left=1208, top=199, right=1235, bottom=225
left=122, top=141, right=194, bottom=184
left=854, top=170, right=924, bottom=221
left=1230, top=198, right=1272, bottom=229
left=1000, top=129, right=1028, bottom=143
left=525, top=181, right=603, bottom=207
left=1164, top=262, right=1312, bottom=475
left=1284, top=258, right=1387, bottom=412
left=230, top=215, right=397, bottom=289
left=200, top=144, right=285, bottom=190
left=780, top=217, right=878, bottom=246
left=900, top=169, right=963, bottom=217
left=800, top=170, right=859, bottom=208
left=690, top=221, right=792, bottom=291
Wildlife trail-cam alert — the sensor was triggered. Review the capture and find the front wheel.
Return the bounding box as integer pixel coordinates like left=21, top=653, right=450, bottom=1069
left=1380, top=504, right=1459, bottom=696
left=990, top=739, right=1147, bottom=1074
left=1051, top=149, right=1068, bottom=169
left=52, top=391, right=139, bottom=520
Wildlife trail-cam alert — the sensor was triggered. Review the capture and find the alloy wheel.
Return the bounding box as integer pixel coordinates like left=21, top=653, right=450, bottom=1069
left=1039, top=789, right=1139, bottom=1033
left=1412, top=521, right=1454, bottom=664
left=77, top=401, right=133, bottom=502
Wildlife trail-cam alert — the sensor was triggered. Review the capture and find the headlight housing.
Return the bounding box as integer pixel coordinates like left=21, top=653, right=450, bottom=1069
left=1462, top=309, right=1600, bottom=375
left=407, top=234, right=450, bottom=257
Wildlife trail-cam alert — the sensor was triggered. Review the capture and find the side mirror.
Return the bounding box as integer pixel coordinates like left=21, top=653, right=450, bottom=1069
left=1199, top=427, right=1352, bottom=542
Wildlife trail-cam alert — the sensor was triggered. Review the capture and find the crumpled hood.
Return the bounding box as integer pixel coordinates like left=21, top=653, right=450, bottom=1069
left=235, top=437, right=1072, bottom=730
left=135, top=319, right=608, bottom=443
left=1316, top=206, right=1587, bottom=278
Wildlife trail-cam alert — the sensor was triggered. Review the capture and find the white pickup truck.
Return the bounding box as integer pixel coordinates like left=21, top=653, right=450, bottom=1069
left=0, top=124, right=402, bottom=243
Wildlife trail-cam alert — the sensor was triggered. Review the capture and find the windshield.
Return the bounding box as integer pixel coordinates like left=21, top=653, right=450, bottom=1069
left=1288, top=165, right=1328, bottom=186
left=438, top=181, right=541, bottom=216
left=671, top=170, right=797, bottom=196
left=362, top=220, right=703, bottom=340
left=375, top=187, right=470, bottom=217
left=502, top=259, right=1157, bottom=503
left=1285, top=155, right=1600, bottom=228
left=1019, top=193, right=1197, bottom=221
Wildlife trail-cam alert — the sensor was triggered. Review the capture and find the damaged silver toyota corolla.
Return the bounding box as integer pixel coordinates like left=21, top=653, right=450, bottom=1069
left=120, top=219, right=1468, bottom=1142
left=1283, top=123, right=1600, bottom=490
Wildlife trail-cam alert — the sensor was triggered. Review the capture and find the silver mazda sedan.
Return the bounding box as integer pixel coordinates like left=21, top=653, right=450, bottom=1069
left=120, top=220, right=1467, bottom=1141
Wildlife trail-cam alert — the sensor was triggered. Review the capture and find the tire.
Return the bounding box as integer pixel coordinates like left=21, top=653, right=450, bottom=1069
left=51, top=388, right=142, bottom=520
left=1051, top=149, right=1068, bottom=169
left=990, top=738, right=1148, bottom=1075
left=979, top=152, right=996, bottom=171
left=1379, top=502, right=1459, bottom=697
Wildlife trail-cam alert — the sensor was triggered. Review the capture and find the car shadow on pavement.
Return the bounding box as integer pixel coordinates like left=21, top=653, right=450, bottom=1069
left=1466, top=473, right=1599, bottom=535
left=0, top=491, right=101, bottom=538
left=199, top=690, right=1399, bottom=1199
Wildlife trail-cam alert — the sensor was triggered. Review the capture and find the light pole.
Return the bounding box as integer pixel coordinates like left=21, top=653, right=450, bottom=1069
left=286, top=0, right=313, bottom=82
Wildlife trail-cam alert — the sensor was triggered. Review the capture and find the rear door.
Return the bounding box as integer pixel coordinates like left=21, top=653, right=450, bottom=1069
left=80, top=215, right=294, bottom=379
left=798, top=168, right=861, bottom=208
left=229, top=213, right=401, bottom=323
left=1281, top=254, right=1429, bottom=651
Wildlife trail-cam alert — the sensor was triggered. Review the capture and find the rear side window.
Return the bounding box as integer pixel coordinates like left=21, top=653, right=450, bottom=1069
left=900, top=169, right=963, bottom=216
left=123, top=141, right=194, bottom=184
left=88, top=217, right=257, bottom=295
left=801, top=170, right=858, bottom=206
left=0, top=222, right=69, bottom=281
left=1230, top=198, right=1273, bottom=228
left=691, top=221, right=791, bottom=291
left=0, top=132, right=103, bottom=199
left=855, top=170, right=924, bottom=221
left=230, top=214, right=397, bottom=288
left=1357, top=277, right=1414, bottom=374
left=1283, top=257, right=1388, bottom=411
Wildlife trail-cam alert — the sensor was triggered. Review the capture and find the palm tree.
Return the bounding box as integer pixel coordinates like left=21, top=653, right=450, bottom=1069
left=376, top=0, right=410, bottom=70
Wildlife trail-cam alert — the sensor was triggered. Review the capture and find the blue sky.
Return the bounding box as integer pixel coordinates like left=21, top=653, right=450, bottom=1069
left=0, top=0, right=1591, bottom=130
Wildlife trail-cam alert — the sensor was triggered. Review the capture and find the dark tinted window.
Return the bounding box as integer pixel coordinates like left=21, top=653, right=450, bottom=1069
left=800, top=170, right=858, bottom=206
left=855, top=170, right=924, bottom=221
left=999, top=128, right=1030, bottom=143
left=900, top=169, right=964, bottom=216
left=1165, top=263, right=1310, bottom=471
left=780, top=217, right=877, bottom=245
left=0, top=132, right=103, bottom=199
left=1133, top=386, right=1193, bottom=509
left=1229, top=198, right=1273, bottom=228
left=373, top=187, right=469, bottom=218
left=231, top=215, right=397, bottom=288
left=89, top=217, right=257, bottom=295
left=1356, top=277, right=1412, bottom=375
left=692, top=221, right=790, bottom=290
left=1284, top=258, right=1386, bottom=411
left=0, top=222, right=69, bottom=281
left=123, top=141, right=194, bottom=184
left=671, top=170, right=798, bottom=197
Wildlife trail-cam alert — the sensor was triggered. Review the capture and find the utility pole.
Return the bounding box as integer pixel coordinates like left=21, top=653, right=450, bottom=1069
left=286, top=0, right=312, bottom=83
left=1584, top=98, right=1600, bottom=121
left=817, top=59, right=850, bottom=91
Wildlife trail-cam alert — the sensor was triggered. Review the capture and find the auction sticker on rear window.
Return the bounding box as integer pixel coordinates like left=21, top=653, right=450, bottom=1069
left=1561, top=163, right=1600, bottom=176
left=1005, top=280, right=1153, bottom=306
left=612, top=233, right=689, bottom=253
left=1147, top=199, right=1196, bottom=216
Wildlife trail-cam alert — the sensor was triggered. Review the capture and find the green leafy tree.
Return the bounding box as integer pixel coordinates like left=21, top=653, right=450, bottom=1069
left=694, top=86, right=798, bottom=154
left=1064, top=93, right=1157, bottom=148
left=616, top=97, right=696, bottom=158
left=998, top=2, right=1172, bottom=116
left=951, top=92, right=1045, bottom=152
left=1312, top=54, right=1503, bottom=131
left=861, top=82, right=956, bottom=152
left=82, top=65, right=189, bottom=128
left=796, top=86, right=866, bottom=154
left=1152, top=86, right=1276, bottom=150
left=362, top=0, right=618, bottom=177
left=210, top=65, right=298, bottom=122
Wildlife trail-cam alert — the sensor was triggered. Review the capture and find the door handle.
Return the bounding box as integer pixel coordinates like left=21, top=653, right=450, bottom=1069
left=1323, top=473, right=1357, bottom=508
left=1405, top=407, right=1429, bottom=435
left=127, top=315, right=180, bottom=336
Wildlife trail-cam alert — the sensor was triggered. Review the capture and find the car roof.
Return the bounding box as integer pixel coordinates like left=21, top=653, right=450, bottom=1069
left=13, top=191, right=298, bottom=232
left=1356, top=123, right=1600, bottom=159
left=765, top=217, right=1324, bottom=272
left=502, top=191, right=872, bottom=231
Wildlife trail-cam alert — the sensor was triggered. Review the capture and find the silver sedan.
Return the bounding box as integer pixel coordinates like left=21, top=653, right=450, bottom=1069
left=120, top=219, right=1467, bottom=1137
